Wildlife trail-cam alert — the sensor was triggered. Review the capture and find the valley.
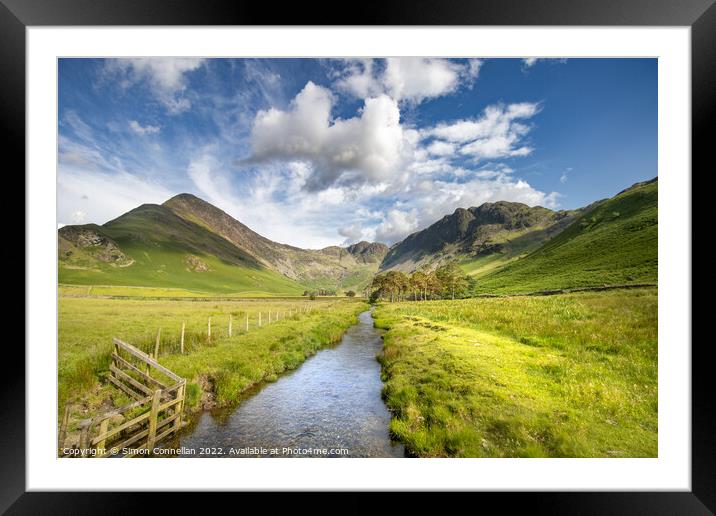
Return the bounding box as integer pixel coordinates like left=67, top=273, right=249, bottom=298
left=57, top=178, right=658, bottom=458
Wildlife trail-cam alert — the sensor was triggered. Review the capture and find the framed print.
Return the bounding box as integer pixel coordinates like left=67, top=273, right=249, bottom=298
left=6, top=0, right=712, bottom=512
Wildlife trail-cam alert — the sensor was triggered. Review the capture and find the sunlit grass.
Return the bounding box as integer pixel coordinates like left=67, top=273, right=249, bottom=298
left=374, top=288, right=657, bottom=457
left=58, top=295, right=367, bottom=434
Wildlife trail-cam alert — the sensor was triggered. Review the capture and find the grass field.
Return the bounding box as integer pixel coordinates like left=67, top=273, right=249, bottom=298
left=58, top=293, right=367, bottom=441
left=59, top=246, right=306, bottom=296
left=373, top=288, right=657, bottom=457
left=58, top=284, right=303, bottom=299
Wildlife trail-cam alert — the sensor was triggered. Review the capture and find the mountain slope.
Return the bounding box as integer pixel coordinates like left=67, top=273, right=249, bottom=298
left=58, top=204, right=305, bottom=295
left=163, top=193, right=387, bottom=291
left=473, top=178, right=657, bottom=294
left=381, top=201, right=579, bottom=273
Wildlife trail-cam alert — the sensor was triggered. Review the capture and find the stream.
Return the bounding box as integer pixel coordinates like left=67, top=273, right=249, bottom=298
left=173, top=309, right=405, bottom=457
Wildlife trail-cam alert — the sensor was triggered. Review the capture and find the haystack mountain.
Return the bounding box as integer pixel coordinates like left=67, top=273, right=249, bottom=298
left=58, top=178, right=658, bottom=295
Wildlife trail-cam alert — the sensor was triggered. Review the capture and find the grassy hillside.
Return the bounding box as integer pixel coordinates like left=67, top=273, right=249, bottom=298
left=374, top=288, right=657, bottom=457
left=164, top=194, right=387, bottom=292
left=473, top=179, right=657, bottom=294
left=59, top=204, right=306, bottom=295
left=459, top=219, right=578, bottom=278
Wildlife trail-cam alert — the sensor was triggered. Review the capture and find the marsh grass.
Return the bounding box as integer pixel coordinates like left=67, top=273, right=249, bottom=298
left=374, top=288, right=657, bottom=457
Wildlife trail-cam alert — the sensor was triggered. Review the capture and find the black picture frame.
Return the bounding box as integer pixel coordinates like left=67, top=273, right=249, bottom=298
left=6, top=0, right=710, bottom=512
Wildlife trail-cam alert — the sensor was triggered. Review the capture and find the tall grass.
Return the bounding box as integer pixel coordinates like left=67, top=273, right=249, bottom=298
left=374, top=288, right=657, bottom=457
left=58, top=294, right=366, bottom=434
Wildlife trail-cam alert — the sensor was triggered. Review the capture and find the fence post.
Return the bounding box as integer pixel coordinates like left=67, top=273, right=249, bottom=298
left=96, top=419, right=109, bottom=457
left=58, top=405, right=70, bottom=454
left=268, top=312, right=271, bottom=324
left=146, top=389, right=162, bottom=453
left=79, top=422, right=90, bottom=457
left=173, top=382, right=185, bottom=434
left=246, top=312, right=249, bottom=331
left=208, top=317, right=212, bottom=340
left=180, top=322, right=185, bottom=354
left=229, top=314, right=233, bottom=337
left=258, top=312, right=262, bottom=327
left=154, top=328, right=161, bottom=358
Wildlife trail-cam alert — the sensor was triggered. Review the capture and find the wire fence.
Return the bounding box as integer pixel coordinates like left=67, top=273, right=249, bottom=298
left=131, top=304, right=323, bottom=358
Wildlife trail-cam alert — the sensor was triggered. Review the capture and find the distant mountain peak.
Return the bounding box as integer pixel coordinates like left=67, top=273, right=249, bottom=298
left=164, top=192, right=205, bottom=204
left=381, top=201, right=575, bottom=272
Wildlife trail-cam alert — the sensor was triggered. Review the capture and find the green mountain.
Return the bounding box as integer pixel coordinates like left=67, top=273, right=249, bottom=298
left=163, top=194, right=387, bottom=291
left=473, top=178, right=658, bottom=294
left=58, top=203, right=304, bottom=295
left=59, top=194, right=388, bottom=295
left=381, top=201, right=580, bottom=274
left=58, top=179, right=657, bottom=297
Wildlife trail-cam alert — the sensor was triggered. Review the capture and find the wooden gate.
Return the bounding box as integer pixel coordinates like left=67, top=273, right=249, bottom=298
left=63, top=338, right=186, bottom=458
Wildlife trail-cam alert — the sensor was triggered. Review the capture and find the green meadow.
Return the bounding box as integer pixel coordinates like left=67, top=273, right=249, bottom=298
left=59, top=245, right=305, bottom=296
left=58, top=293, right=366, bottom=441
left=374, top=288, right=657, bottom=457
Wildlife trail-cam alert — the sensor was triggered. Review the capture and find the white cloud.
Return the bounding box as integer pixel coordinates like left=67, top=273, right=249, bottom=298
left=423, top=102, right=540, bottom=161
left=57, top=168, right=175, bottom=227
left=62, top=59, right=562, bottom=250
left=333, top=59, right=383, bottom=99
left=383, top=58, right=464, bottom=103
left=63, top=111, right=95, bottom=142
left=522, top=58, right=568, bottom=70
left=375, top=209, right=419, bottom=243
left=426, top=140, right=456, bottom=156
left=249, top=81, right=408, bottom=190
left=338, top=223, right=366, bottom=244
left=425, top=103, right=540, bottom=143
left=69, top=211, right=87, bottom=224
left=107, top=58, right=205, bottom=113
left=129, top=120, right=161, bottom=135
left=460, top=135, right=533, bottom=160
left=188, top=143, right=561, bottom=248
left=187, top=150, right=353, bottom=249
left=334, top=58, right=482, bottom=104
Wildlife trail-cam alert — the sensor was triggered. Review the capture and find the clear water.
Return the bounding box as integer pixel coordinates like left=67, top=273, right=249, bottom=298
left=174, top=310, right=404, bottom=458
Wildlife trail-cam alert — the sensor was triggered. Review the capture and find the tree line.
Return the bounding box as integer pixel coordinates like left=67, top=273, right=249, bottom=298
left=369, top=262, right=473, bottom=302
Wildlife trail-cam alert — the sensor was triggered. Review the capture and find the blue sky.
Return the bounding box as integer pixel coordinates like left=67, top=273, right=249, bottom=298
left=58, top=57, right=657, bottom=248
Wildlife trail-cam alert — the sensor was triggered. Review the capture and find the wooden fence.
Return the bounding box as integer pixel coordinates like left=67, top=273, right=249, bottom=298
left=61, top=338, right=186, bottom=458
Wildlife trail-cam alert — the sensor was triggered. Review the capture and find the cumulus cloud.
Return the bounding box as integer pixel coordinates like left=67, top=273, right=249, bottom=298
left=333, top=59, right=383, bottom=99
left=334, top=58, right=482, bottom=104
left=249, top=81, right=407, bottom=190
left=63, top=58, right=562, bottom=250
left=338, top=223, right=366, bottom=244
left=238, top=77, right=555, bottom=246
left=129, top=120, right=161, bottom=135
left=107, top=58, right=205, bottom=113
left=375, top=209, right=420, bottom=243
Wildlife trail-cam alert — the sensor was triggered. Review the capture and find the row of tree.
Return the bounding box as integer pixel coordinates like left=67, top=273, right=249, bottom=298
left=302, top=289, right=338, bottom=297
left=369, top=262, right=473, bottom=302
